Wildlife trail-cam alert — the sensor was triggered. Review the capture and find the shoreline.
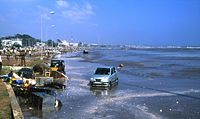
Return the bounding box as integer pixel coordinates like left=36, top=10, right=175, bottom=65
left=1, top=48, right=200, bottom=118
left=0, top=49, right=74, bottom=119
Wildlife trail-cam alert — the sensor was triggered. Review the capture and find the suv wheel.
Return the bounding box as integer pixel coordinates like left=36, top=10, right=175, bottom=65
left=90, top=81, right=93, bottom=86
left=116, top=78, right=119, bottom=85
left=108, top=81, right=112, bottom=87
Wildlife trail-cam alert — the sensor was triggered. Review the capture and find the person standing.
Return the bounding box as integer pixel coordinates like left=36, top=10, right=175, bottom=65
left=6, top=50, right=11, bottom=64
left=28, top=50, right=31, bottom=57
left=20, top=50, right=26, bottom=66
left=0, top=52, right=2, bottom=73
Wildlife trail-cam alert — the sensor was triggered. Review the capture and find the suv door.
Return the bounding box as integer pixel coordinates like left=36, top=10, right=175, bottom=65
left=113, top=67, right=117, bottom=80
left=110, top=67, right=116, bottom=82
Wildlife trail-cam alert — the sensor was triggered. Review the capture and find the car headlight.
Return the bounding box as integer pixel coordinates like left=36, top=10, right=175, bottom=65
left=90, top=77, right=94, bottom=81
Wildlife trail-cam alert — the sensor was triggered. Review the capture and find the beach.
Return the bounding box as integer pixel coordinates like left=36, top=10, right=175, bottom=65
left=21, top=47, right=200, bottom=119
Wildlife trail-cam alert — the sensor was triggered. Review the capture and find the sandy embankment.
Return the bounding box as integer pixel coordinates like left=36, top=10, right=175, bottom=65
left=1, top=51, right=52, bottom=67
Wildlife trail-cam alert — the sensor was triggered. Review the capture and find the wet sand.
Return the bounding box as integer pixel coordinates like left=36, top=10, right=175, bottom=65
left=22, top=49, right=200, bottom=119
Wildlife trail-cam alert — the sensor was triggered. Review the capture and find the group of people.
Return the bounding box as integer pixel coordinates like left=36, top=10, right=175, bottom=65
left=0, top=48, right=33, bottom=67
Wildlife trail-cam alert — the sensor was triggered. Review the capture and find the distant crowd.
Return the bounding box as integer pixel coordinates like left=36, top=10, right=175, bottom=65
left=0, top=48, right=34, bottom=73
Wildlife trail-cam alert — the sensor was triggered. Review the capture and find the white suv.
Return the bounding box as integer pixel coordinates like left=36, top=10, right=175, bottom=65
left=90, top=67, right=119, bottom=87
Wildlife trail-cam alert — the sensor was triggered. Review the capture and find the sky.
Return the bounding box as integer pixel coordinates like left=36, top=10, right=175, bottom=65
left=0, top=0, right=200, bottom=46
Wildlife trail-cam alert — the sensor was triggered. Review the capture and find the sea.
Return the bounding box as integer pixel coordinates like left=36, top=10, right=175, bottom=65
left=21, top=46, right=200, bottom=119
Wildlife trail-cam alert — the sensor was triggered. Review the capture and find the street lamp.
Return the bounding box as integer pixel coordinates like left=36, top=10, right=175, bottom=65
left=40, top=14, right=43, bottom=60
left=49, top=11, right=55, bottom=48
left=51, top=24, right=56, bottom=48
left=50, top=11, right=55, bottom=14
left=40, top=11, right=55, bottom=60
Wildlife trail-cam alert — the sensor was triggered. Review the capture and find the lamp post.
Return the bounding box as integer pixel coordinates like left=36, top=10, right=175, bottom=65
left=40, top=11, right=55, bottom=60
left=49, top=11, right=55, bottom=49
left=51, top=24, right=55, bottom=48
left=50, top=11, right=55, bottom=14
left=40, top=14, right=43, bottom=60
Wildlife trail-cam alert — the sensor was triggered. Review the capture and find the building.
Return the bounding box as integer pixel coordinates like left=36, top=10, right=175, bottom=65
left=69, top=42, right=79, bottom=47
left=1, top=38, right=22, bottom=47
left=36, top=42, right=46, bottom=47
left=58, top=40, right=70, bottom=47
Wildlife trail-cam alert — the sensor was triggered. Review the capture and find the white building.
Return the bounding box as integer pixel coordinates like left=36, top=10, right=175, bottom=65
left=58, top=40, right=70, bottom=47
left=69, top=42, right=79, bottom=47
left=1, top=38, right=22, bottom=47
left=57, top=40, right=79, bottom=50
left=36, top=42, right=46, bottom=47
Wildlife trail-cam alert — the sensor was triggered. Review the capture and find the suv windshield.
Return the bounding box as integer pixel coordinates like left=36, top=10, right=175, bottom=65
left=95, top=68, right=110, bottom=75
left=51, top=60, right=64, bottom=67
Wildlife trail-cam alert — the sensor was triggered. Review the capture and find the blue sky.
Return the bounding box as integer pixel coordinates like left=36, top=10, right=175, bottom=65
left=0, top=0, right=200, bottom=46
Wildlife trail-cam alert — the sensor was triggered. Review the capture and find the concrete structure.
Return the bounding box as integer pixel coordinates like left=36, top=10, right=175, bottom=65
left=5, top=83, right=24, bottom=119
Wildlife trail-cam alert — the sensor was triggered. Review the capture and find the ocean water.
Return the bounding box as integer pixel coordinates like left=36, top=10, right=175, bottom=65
left=22, top=48, right=200, bottom=119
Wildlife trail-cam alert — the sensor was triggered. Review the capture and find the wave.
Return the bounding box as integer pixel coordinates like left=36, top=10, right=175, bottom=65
left=122, top=45, right=200, bottom=49
left=89, top=44, right=200, bottom=50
